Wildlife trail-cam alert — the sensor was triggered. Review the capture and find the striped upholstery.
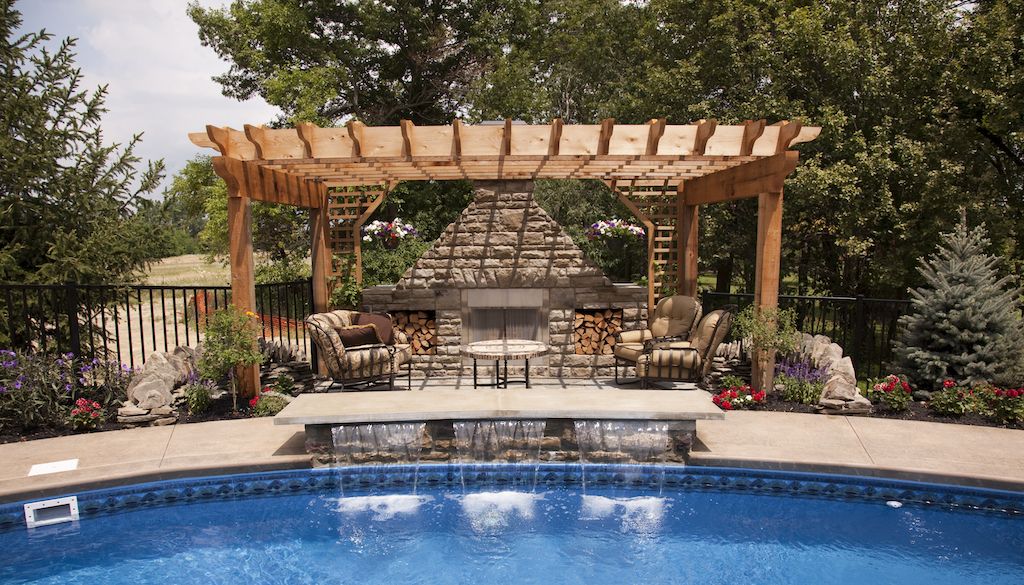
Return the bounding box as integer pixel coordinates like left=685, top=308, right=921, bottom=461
left=305, top=310, right=411, bottom=385
left=614, top=296, right=702, bottom=366
left=637, top=308, right=734, bottom=381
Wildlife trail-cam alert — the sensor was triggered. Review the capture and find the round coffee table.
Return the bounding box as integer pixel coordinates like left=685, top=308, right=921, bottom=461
left=461, top=339, right=549, bottom=389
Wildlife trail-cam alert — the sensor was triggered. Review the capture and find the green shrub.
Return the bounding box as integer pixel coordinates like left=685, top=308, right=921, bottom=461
left=272, top=374, right=296, bottom=395
left=974, top=385, right=1024, bottom=426
left=183, top=379, right=217, bottom=416
left=719, top=374, right=746, bottom=389
left=250, top=391, right=289, bottom=417
left=776, top=374, right=824, bottom=405
left=928, top=387, right=975, bottom=417
left=0, top=351, right=133, bottom=434
left=198, top=306, right=264, bottom=410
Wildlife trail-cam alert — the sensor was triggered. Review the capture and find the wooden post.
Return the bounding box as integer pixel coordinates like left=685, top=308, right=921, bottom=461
left=309, top=203, right=331, bottom=376
left=677, top=199, right=699, bottom=298
left=752, top=189, right=784, bottom=392
left=227, top=194, right=261, bottom=398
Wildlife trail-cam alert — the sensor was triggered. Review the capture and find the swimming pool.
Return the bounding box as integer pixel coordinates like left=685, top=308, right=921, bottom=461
left=2, top=465, right=1022, bottom=584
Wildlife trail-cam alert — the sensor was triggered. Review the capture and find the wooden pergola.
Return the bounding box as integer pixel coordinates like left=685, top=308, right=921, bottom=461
left=190, top=118, right=820, bottom=395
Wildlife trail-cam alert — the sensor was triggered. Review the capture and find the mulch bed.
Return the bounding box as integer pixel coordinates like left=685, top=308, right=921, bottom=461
left=756, top=392, right=1019, bottom=430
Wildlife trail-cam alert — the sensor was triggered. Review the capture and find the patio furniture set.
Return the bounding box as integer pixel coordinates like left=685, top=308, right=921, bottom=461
left=304, top=296, right=735, bottom=391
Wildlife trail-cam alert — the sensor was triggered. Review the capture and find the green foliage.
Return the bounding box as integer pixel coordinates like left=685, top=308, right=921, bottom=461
left=383, top=182, right=475, bottom=242
left=0, top=350, right=131, bottom=434
left=973, top=385, right=1024, bottom=426
left=250, top=392, right=289, bottom=417
left=197, top=306, right=264, bottom=383
left=865, top=374, right=913, bottom=412
left=718, top=374, right=746, bottom=389
left=0, top=2, right=165, bottom=284
left=734, top=306, right=800, bottom=354
left=182, top=379, right=217, bottom=416
left=329, top=272, right=363, bottom=310
left=928, top=387, right=975, bottom=418
left=533, top=180, right=646, bottom=282
left=361, top=238, right=431, bottom=286
left=271, top=374, right=295, bottom=396
left=188, top=0, right=531, bottom=125
left=254, top=256, right=311, bottom=285
left=894, top=224, right=1024, bottom=390
left=776, top=374, right=823, bottom=405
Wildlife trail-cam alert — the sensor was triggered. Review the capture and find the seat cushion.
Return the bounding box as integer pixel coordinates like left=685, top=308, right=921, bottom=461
left=650, top=296, right=702, bottom=338
left=636, top=349, right=702, bottom=379
left=355, top=312, right=395, bottom=345
left=339, top=345, right=395, bottom=380
left=613, top=342, right=646, bottom=363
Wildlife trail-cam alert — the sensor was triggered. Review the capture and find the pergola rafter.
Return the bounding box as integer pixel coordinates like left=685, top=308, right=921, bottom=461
left=190, top=117, right=820, bottom=395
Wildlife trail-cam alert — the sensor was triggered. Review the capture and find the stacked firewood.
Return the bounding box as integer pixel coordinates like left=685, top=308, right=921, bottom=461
left=573, top=309, right=623, bottom=355
left=392, top=310, right=436, bottom=354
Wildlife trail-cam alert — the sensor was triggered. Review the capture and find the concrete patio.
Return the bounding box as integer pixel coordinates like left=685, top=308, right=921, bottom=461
left=1, top=381, right=1023, bottom=503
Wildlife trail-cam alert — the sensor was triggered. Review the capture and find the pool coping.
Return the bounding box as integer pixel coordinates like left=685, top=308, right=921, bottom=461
left=1, top=411, right=1022, bottom=504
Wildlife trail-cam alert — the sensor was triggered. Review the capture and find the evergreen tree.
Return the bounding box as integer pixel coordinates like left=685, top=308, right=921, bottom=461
left=894, top=224, right=1024, bottom=389
left=0, top=0, right=164, bottom=284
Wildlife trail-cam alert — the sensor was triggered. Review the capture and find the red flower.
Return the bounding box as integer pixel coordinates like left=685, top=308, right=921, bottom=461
left=71, top=408, right=80, bottom=416
left=730, top=390, right=738, bottom=399
left=721, top=400, right=733, bottom=410
left=90, top=412, right=99, bottom=418
left=901, top=381, right=911, bottom=392
left=943, top=379, right=956, bottom=389
left=1009, top=390, right=1020, bottom=398
left=92, top=401, right=100, bottom=409
left=249, top=396, right=259, bottom=407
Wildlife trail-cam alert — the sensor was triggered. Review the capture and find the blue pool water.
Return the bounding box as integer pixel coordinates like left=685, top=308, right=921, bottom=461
left=1, top=465, right=1022, bottom=584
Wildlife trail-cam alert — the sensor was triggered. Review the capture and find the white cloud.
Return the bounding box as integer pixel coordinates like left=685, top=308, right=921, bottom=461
left=18, top=0, right=280, bottom=195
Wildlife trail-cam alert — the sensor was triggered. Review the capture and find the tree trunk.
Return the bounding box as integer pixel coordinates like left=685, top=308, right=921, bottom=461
left=715, top=257, right=733, bottom=293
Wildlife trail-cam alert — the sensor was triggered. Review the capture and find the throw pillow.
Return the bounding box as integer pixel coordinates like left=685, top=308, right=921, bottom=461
left=336, top=324, right=383, bottom=348
left=355, top=312, right=395, bottom=345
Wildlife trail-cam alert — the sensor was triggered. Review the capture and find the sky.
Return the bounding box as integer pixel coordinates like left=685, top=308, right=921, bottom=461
left=17, top=0, right=280, bottom=196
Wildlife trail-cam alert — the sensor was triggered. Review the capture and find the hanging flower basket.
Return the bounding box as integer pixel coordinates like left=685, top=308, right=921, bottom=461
left=586, top=218, right=645, bottom=241
left=362, top=218, right=418, bottom=249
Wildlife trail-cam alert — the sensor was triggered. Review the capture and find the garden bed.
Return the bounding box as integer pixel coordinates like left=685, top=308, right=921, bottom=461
left=755, top=392, right=1018, bottom=429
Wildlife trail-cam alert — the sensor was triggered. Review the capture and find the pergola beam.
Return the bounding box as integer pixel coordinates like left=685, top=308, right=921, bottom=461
left=681, top=151, right=798, bottom=206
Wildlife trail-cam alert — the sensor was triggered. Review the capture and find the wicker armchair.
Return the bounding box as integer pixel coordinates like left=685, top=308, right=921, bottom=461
left=613, top=295, right=703, bottom=384
left=635, top=306, right=736, bottom=387
left=305, top=310, right=412, bottom=390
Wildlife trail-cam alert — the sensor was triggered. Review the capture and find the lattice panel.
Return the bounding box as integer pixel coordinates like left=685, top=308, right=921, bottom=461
left=327, top=184, right=389, bottom=282
left=612, top=180, right=680, bottom=303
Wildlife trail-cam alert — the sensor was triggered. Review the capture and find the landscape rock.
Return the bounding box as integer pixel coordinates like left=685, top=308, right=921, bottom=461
left=117, top=405, right=148, bottom=417
left=152, top=416, right=178, bottom=426
left=131, top=379, right=173, bottom=410
left=913, top=390, right=932, bottom=402
left=117, top=413, right=160, bottom=424
left=149, top=405, right=174, bottom=416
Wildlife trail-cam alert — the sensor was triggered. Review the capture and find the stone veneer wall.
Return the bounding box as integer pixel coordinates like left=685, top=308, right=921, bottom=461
left=362, top=180, right=647, bottom=378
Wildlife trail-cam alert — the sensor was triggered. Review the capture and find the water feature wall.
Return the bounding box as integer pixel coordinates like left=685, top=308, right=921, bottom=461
left=305, top=419, right=693, bottom=467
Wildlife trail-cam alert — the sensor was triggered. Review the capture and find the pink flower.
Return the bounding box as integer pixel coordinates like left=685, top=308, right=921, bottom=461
left=943, top=379, right=956, bottom=389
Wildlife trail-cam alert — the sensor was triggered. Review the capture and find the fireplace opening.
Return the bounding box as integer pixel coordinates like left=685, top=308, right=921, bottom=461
left=463, top=289, right=548, bottom=344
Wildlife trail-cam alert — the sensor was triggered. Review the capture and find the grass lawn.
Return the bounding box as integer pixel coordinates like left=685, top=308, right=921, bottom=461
left=144, top=254, right=230, bottom=286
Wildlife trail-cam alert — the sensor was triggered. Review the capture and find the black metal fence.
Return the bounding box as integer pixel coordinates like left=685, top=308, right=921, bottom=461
left=0, top=280, right=315, bottom=368
left=703, top=292, right=913, bottom=380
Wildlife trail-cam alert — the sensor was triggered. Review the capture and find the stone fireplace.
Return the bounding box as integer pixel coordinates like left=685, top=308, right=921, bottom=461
left=361, top=180, right=647, bottom=378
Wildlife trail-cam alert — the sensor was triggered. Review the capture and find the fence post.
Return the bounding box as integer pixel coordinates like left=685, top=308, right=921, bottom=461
left=307, top=277, right=319, bottom=373
left=64, top=282, right=82, bottom=359
left=851, top=294, right=865, bottom=373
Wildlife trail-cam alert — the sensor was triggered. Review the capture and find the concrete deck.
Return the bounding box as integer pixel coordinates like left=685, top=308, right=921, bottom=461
left=1, top=382, right=1023, bottom=503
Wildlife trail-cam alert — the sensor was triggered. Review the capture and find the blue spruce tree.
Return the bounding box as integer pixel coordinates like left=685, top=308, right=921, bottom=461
left=895, top=224, right=1024, bottom=390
